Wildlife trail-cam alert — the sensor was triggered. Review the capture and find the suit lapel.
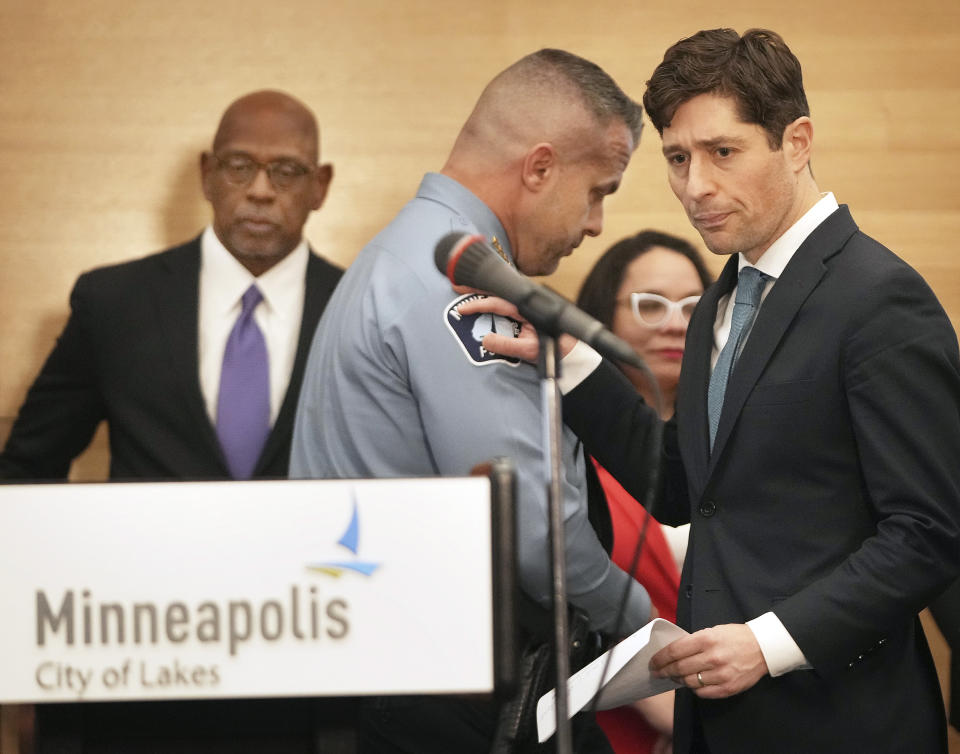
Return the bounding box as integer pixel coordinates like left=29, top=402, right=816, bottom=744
left=256, top=251, right=335, bottom=473
left=152, top=238, right=227, bottom=470
left=708, top=207, right=858, bottom=467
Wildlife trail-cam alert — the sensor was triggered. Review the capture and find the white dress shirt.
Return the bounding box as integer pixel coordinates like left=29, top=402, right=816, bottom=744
left=560, top=193, right=841, bottom=677
left=712, top=193, right=839, bottom=368
left=198, top=226, right=308, bottom=427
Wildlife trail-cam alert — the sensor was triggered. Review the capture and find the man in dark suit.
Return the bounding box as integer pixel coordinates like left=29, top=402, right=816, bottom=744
left=0, top=89, right=342, bottom=481
left=473, top=28, right=960, bottom=753
left=0, top=90, right=345, bottom=752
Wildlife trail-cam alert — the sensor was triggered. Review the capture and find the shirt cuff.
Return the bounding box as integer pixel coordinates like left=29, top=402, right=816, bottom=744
left=747, top=612, right=811, bottom=677
left=557, top=340, right=602, bottom=395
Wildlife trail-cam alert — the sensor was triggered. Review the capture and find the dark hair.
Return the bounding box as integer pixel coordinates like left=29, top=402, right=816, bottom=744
left=643, top=28, right=809, bottom=149
left=576, top=230, right=712, bottom=328
left=513, top=49, right=645, bottom=143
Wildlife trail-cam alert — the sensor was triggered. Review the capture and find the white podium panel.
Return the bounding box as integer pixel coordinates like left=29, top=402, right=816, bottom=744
left=0, top=477, right=495, bottom=703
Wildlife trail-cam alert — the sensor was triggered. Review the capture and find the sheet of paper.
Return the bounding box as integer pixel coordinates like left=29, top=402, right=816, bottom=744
left=536, top=618, right=688, bottom=743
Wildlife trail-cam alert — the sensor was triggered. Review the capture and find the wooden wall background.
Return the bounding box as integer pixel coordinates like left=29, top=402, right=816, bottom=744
left=0, top=0, right=957, bottom=750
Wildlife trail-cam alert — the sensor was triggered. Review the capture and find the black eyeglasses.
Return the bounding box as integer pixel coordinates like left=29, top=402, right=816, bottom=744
left=213, top=154, right=314, bottom=191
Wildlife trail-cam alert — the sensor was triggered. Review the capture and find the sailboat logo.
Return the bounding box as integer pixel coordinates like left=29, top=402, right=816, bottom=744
left=307, top=494, right=381, bottom=578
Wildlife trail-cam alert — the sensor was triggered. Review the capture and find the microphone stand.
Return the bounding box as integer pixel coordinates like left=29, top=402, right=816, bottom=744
left=538, top=333, right=572, bottom=754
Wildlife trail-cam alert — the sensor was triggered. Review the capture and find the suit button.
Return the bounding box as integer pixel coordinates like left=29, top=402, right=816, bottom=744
left=699, top=500, right=717, bottom=517
left=685, top=585, right=693, bottom=598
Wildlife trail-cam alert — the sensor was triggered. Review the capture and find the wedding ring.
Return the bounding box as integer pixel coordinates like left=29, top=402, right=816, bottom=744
left=697, top=671, right=706, bottom=687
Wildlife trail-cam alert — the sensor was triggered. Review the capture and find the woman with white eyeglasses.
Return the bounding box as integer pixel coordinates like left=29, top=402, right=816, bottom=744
left=576, top=229, right=712, bottom=754
left=578, top=230, right=711, bottom=419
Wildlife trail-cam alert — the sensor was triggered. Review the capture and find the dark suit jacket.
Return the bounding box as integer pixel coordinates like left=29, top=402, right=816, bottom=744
left=930, top=578, right=960, bottom=730
left=0, top=235, right=345, bottom=752
left=0, top=234, right=342, bottom=481
left=564, top=207, right=960, bottom=753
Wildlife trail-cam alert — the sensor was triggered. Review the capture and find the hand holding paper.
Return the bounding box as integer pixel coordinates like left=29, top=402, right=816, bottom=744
left=649, top=622, right=769, bottom=699
left=536, top=618, right=688, bottom=743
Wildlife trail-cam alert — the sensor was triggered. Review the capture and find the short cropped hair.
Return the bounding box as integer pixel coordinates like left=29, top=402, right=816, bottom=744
left=577, top=230, right=712, bottom=329
left=514, top=49, right=645, bottom=143
left=643, top=28, right=809, bottom=149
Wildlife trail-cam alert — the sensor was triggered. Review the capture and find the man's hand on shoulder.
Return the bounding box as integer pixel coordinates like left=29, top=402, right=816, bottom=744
left=650, top=623, right=769, bottom=699
left=454, top=295, right=578, bottom=362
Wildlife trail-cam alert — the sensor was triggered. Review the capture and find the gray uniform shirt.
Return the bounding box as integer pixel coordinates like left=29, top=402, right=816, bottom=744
left=290, top=172, right=650, bottom=634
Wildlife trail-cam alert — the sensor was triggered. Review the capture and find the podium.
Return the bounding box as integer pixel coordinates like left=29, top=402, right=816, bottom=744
left=0, top=472, right=516, bottom=752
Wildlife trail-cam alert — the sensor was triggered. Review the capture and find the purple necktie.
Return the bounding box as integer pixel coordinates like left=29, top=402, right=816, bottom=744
left=217, top=284, right=270, bottom=479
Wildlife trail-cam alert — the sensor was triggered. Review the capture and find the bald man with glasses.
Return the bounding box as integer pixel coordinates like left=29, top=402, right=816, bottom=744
left=0, top=89, right=345, bottom=753
left=1, top=89, right=342, bottom=483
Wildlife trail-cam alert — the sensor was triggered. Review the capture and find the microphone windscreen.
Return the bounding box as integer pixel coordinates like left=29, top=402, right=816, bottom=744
left=434, top=232, right=486, bottom=284
left=434, top=231, right=463, bottom=272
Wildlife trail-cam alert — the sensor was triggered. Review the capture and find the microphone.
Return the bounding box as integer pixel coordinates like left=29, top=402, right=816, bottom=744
left=434, top=232, right=646, bottom=370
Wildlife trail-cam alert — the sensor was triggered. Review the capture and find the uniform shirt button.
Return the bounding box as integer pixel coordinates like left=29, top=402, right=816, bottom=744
left=699, top=500, right=717, bottom=517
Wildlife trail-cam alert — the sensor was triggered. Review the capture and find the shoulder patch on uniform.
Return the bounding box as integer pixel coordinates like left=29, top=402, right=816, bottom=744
left=443, top=294, right=522, bottom=367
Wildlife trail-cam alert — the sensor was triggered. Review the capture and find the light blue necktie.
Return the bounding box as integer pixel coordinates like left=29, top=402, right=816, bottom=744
left=708, top=266, right=769, bottom=449
left=217, top=284, right=270, bottom=479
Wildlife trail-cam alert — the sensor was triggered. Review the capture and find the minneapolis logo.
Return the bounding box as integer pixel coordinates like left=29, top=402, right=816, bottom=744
left=307, top=494, right=381, bottom=578
left=444, top=293, right=521, bottom=367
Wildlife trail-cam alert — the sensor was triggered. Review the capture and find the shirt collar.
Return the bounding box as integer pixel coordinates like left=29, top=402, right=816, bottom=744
left=738, top=192, right=840, bottom=278
left=416, top=172, right=514, bottom=266
left=200, top=226, right=309, bottom=315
